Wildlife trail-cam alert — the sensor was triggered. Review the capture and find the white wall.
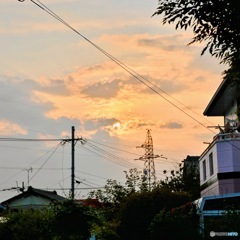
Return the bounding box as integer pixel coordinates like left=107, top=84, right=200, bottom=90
left=199, top=137, right=240, bottom=197
left=199, top=143, right=218, bottom=185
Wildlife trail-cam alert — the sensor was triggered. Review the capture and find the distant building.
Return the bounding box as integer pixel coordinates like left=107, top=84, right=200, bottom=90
left=182, top=155, right=199, bottom=176
left=1, top=186, right=66, bottom=211
left=182, top=155, right=200, bottom=199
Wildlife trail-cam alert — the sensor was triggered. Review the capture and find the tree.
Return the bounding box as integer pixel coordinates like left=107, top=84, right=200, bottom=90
left=153, top=0, right=240, bottom=65
left=0, top=208, right=54, bottom=240
left=204, top=207, right=240, bottom=239
left=0, top=201, right=98, bottom=240
left=117, top=188, right=192, bottom=240
left=159, top=162, right=200, bottom=200
left=88, top=168, right=198, bottom=239
left=52, top=200, right=97, bottom=240
left=88, top=168, right=147, bottom=238
left=88, top=168, right=147, bottom=206
left=149, top=202, right=202, bottom=240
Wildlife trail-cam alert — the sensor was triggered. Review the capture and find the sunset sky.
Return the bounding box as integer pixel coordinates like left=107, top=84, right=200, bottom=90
left=0, top=0, right=227, bottom=201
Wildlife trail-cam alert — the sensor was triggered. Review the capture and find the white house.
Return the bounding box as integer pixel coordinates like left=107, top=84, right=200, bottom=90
left=199, top=78, right=240, bottom=197
left=194, top=78, right=240, bottom=236
left=1, top=186, right=66, bottom=211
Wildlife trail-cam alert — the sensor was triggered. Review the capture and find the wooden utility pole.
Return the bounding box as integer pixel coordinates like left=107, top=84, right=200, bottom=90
left=61, top=126, right=84, bottom=199
left=71, top=126, right=75, bottom=200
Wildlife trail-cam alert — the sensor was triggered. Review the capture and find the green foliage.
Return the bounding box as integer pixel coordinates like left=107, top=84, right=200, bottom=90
left=124, top=168, right=148, bottom=193
left=89, top=168, right=195, bottom=239
left=0, top=166, right=202, bottom=240
left=204, top=208, right=240, bottom=239
left=93, top=221, right=121, bottom=240
left=53, top=200, right=98, bottom=240
left=223, top=56, right=240, bottom=87
left=149, top=202, right=202, bottom=240
left=0, top=208, right=54, bottom=240
left=0, top=200, right=98, bottom=240
left=89, top=168, right=148, bottom=206
left=159, top=162, right=200, bottom=200
left=89, top=179, right=128, bottom=205
left=153, top=0, right=240, bottom=65
left=88, top=168, right=148, bottom=222
left=117, top=188, right=192, bottom=240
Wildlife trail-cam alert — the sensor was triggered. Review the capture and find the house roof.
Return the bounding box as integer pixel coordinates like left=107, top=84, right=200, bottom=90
left=76, top=198, right=104, bottom=208
left=203, top=78, right=239, bottom=116
left=1, top=186, right=66, bottom=207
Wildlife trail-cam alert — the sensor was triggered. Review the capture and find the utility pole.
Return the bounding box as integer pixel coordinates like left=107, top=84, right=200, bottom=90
left=61, top=126, right=85, bottom=200
left=71, top=126, right=75, bottom=200
left=135, top=129, right=160, bottom=190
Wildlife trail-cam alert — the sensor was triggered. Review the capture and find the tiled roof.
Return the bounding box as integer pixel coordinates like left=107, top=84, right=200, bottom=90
left=1, top=186, right=66, bottom=206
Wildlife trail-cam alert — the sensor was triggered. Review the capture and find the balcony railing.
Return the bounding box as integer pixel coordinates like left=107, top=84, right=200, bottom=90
left=213, top=132, right=240, bottom=141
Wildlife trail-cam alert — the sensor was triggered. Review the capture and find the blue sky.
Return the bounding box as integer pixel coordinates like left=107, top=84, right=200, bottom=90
left=0, top=0, right=226, bottom=202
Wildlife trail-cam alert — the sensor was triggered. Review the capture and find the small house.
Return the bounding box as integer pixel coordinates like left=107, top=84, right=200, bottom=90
left=1, top=186, right=66, bottom=211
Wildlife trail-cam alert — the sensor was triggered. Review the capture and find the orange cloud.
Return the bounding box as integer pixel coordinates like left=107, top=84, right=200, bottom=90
left=0, top=120, right=27, bottom=136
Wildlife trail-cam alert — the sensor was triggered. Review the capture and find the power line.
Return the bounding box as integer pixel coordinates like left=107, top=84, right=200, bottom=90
left=18, top=0, right=217, bottom=135
left=75, top=169, right=109, bottom=181
left=86, top=139, right=183, bottom=165
left=77, top=142, right=140, bottom=170
left=5, top=1, right=240, bottom=194
left=29, top=143, right=61, bottom=182
left=87, top=139, right=141, bottom=156
left=0, top=142, right=64, bottom=186
left=0, top=167, right=70, bottom=171
left=17, top=0, right=240, bottom=154
left=0, top=137, right=64, bottom=142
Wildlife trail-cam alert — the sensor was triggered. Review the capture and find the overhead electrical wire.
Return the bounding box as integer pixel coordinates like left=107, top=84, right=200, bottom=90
left=80, top=145, right=138, bottom=170
left=87, top=139, right=179, bottom=165
left=0, top=142, right=66, bottom=187
left=29, top=142, right=61, bottom=182
left=76, top=140, right=176, bottom=182
left=18, top=0, right=217, bottom=135
left=0, top=167, right=70, bottom=171
left=40, top=187, right=105, bottom=191
left=87, top=139, right=141, bottom=157
left=77, top=142, right=141, bottom=170
left=17, top=0, right=240, bottom=153
left=49, top=175, right=71, bottom=189
left=75, top=176, right=102, bottom=188
left=0, top=137, right=64, bottom=142
left=86, top=141, right=134, bottom=163
left=76, top=169, right=108, bottom=181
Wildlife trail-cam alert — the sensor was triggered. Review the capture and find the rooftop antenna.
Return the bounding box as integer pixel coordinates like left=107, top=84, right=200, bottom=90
left=23, top=167, right=33, bottom=187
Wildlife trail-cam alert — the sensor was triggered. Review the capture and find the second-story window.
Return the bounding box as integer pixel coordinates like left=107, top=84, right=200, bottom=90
left=203, top=160, right=206, bottom=181
left=209, top=153, right=214, bottom=176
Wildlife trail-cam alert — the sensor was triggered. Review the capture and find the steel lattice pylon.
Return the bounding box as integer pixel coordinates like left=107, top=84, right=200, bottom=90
left=136, top=129, right=160, bottom=190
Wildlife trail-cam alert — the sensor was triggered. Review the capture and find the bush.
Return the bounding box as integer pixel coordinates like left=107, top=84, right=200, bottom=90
left=149, top=202, right=202, bottom=240
left=0, top=209, right=53, bottom=240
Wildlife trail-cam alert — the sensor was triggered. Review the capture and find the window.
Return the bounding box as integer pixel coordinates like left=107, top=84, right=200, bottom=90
left=209, top=153, right=214, bottom=176
left=203, top=160, right=206, bottom=181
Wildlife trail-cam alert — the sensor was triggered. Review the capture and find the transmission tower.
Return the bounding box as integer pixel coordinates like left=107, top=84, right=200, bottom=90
left=135, top=129, right=160, bottom=190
